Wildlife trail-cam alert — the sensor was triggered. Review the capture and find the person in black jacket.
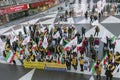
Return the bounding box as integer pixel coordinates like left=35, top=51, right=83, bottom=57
left=81, top=27, right=86, bottom=37
left=105, top=66, right=113, bottom=80
left=66, top=56, right=71, bottom=70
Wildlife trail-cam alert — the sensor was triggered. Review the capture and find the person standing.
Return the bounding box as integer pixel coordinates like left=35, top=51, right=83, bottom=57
left=85, top=11, right=88, bottom=19
left=89, top=35, right=94, bottom=49
left=104, top=36, right=109, bottom=48
left=82, top=37, right=88, bottom=55
left=94, top=38, right=100, bottom=54
left=90, top=47, right=96, bottom=61
left=66, top=56, right=71, bottom=70
left=79, top=57, right=84, bottom=72
left=72, top=57, right=78, bottom=70
left=81, top=27, right=86, bottom=37
left=105, top=66, right=113, bottom=80
left=23, top=26, right=27, bottom=35
left=94, top=26, right=100, bottom=36
left=69, top=10, right=72, bottom=17
left=95, top=60, right=102, bottom=80
left=65, top=10, right=68, bottom=16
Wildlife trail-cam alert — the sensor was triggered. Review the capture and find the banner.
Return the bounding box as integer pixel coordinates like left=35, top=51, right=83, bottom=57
left=44, top=62, right=66, bottom=71
left=23, top=61, right=66, bottom=70
left=45, top=62, right=66, bottom=68
left=5, top=4, right=28, bottom=14
left=23, top=61, right=45, bottom=69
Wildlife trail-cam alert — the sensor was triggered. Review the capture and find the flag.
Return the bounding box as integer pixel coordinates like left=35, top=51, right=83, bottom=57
left=69, top=37, right=77, bottom=46
left=48, top=24, right=54, bottom=33
left=0, top=39, right=5, bottom=52
left=42, top=36, right=48, bottom=49
left=111, top=36, right=116, bottom=45
left=20, top=48, right=24, bottom=54
left=38, top=39, right=42, bottom=46
left=64, top=37, right=77, bottom=51
left=17, top=47, right=24, bottom=55
left=63, top=38, right=68, bottom=46
left=60, top=38, right=63, bottom=45
left=32, top=42, right=37, bottom=50
left=4, top=51, right=15, bottom=63
left=101, top=53, right=108, bottom=65
left=22, top=36, right=30, bottom=45
left=101, top=31, right=107, bottom=43
left=64, top=44, right=71, bottom=51
left=53, top=31, right=61, bottom=39
left=73, top=43, right=82, bottom=53
left=91, top=62, right=96, bottom=74
left=57, top=57, right=60, bottom=64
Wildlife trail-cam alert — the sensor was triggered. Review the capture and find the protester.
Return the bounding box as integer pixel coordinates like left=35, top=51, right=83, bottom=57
left=94, top=38, right=100, bottom=54
left=95, top=60, right=102, bottom=80
left=105, top=65, right=114, bottom=80
left=79, top=57, right=84, bottom=71
left=72, top=56, right=78, bottom=70
left=66, top=56, right=71, bottom=70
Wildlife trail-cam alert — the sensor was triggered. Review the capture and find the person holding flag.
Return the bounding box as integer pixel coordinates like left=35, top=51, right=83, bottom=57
left=94, top=60, right=102, bottom=80
left=4, top=50, right=16, bottom=64
left=72, top=56, right=78, bottom=70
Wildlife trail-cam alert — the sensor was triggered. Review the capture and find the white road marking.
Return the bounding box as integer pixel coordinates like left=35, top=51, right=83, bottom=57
left=18, top=68, right=35, bottom=80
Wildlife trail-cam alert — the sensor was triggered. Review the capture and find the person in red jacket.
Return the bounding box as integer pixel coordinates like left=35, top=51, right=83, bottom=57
left=82, top=37, right=88, bottom=55
left=80, top=46, right=85, bottom=55
left=94, top=38, right=100, bottom=54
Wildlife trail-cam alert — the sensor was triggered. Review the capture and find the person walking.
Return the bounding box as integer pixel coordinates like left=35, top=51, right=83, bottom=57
left=98, top=13, right=101, bottom=21
left=85, top=11, right=88, bottom=19
left=94, top=26, right=100, bottom=36
left=90, top=15, right=93, bottom=23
